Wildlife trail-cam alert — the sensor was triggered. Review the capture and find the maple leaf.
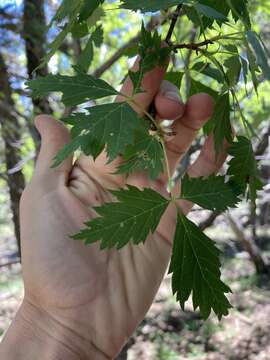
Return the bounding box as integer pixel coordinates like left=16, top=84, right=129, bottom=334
left=73, top=186, right=170, bottom=249
left=211, top=93, right=233, bottom=153
left=116, top=126, right=164, bottom=180
left=224, top=56, right=241, bottom=87
left=128, top=23, right=170, bottom=94
left=180, top=175, right=240, bottom=211
left=120, top=0, right=189, bottom=12
left=79, top=0, right=104, bottom=22
left=169, top=214, right=232, bottom=320
left=27, top=74, right=119, bottom=107
left=230, top=0, right=251, bottom=28
left=53, top=102, right=144, bottom=164
left=228, top=136, right=263, bottom=202
left=53, top=0, right=81, bottom=22
left=246, top=30, right=270, bottom=81
left=76, top=26, right=104, bottom=73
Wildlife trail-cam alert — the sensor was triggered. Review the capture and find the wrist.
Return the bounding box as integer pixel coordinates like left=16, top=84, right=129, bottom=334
left=0, top=299, right=109, bottom=360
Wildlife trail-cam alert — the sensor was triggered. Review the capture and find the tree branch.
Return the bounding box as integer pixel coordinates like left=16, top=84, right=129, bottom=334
left=0, top=259, right=20, bottom=268
left=93, top=35, right=140, bottom=78
left=173, top=38, right=214, bottom=51
left=255, top=122, right=270, bottom=157
left=165, top=4, right=183, bottom=44
left=0, top=8, right=15, bottom=20
left=199, top=211, right=221, bottom=231
left=227, top=213, right=269, bottom=274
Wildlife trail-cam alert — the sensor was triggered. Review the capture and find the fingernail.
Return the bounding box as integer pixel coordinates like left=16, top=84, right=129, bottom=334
left=160, top=80, right=182, bottom=103
left=164, top=90, right=182, bottom=102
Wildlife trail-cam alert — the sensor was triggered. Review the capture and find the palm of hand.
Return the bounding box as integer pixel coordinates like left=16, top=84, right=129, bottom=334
left=21, top=150, right=176, bottom=357
left=20, top=66, right=224, bottom=358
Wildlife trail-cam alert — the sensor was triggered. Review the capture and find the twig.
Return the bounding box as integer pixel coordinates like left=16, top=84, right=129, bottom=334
left=227, top=213, right=269, bottom=274
left=0, top=8, right=15, bottom=20
left=255, top=122, right=270, bottom=156
left=199, top=211, right=221, bottom=230
left=184, top=27, right=197, bottom=100
left=165, top=4, right=183, bottom=44
left=0, top=259, right=20, bottom=268
left=93, top=36, right=140, bottom=78
left=173, top=39, right=214, bottom=51
left=93, top=6, right=183, bottom=78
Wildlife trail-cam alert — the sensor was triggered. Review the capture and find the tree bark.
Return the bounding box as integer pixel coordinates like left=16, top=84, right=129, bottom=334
left=23, top=0, right=52, bottom=150
left=227, top=213, right=269, bottom=274
left=23, top=0, right=51, bottom=114
left=199, top=211, right=221, bottom=231
left=0, top=53, right=26, bottom=257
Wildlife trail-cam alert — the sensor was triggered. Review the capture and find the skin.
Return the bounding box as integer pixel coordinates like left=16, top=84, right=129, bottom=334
left=0, top=61, right=226, bottom=359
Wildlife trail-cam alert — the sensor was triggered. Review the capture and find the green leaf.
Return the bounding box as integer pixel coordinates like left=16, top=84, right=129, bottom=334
left=123, top=45, right=138, bottom=58
left=73, top=186, right=170, bottom=249
left=129, top=24, right=171, bottom=94
left=87, top=6, right=105, bottom=28
left=77, top=37, right=94, bottom=73
left=53, top=0, right=81, bottom=22
left=246, top=30, right=270, bottom=81
left=228, top=136, right=263, bottom=201
left=41, top=0, right=83, bottom=67
left=224, top=56, right=241, bottom=87
left=26, top=74, right=119, bottom=106
left=169, top=214, right=232, bottom=320
left=180, top=175, right=240, bottom=211
left=120, top=0, right=190, bottom=12
left=71, top=21, right=89, bottom=39
left=227, top=0, right=251, bottom=28
left=246, top=44, right=259, bottom=93
left=40, top=22, right=73, bottom=67
left=76, top=26, right=103, bottom=73
left=249, top=177, right=263, bottom=204
left=91, top=25, right=103, bottom=47
left=228, top=136, right=259, bottom=179
left=211, top=93, right=233, bottom=153
left=116, top=126, right=164, bottom=180
left=222, top=44, right=239, bottom=54
left=85, top=102, right=143, bottom=161
left=128, top=70, right=144, bottom=94
left=79, top=0, right=104, bottom=22
left=52, top=136, right=83, bottom=167
left=60, top=102, right=144, bottom=162
left=189, top=78, right=219, bottom=99
left=195, top=3, right=228, bottom=20
left=192, top=62, right=224, bottom=83
left=164, top=72, right=184, bottom=88
left=185, top=1, right=230, bottom=31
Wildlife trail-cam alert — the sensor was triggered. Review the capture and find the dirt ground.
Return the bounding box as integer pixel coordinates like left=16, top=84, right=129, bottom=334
left=1, top=231, right=270, bottom=360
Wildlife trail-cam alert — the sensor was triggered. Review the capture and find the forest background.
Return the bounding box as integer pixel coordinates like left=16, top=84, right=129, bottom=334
left=1, top=0, right=270, bottom=359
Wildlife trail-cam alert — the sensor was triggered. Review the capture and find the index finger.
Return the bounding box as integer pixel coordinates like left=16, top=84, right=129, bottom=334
left=116, top=56, right=168, bottom=115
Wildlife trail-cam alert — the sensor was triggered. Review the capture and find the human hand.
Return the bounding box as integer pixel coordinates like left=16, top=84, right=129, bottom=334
left=1, top=61, right=226, bottom=360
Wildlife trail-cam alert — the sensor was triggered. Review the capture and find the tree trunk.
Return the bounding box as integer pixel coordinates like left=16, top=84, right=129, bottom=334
left=116, top=345, right=129, bottom=360
left=227, top=213, right=269, bottom=274
left=0, top=53, right=26, bottom=257
left=23, top=0, right=51, bottom=115
left=23, top=0, right=52, bottom=150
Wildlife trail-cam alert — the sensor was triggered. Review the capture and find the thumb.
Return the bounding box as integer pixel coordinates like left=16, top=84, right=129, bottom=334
left=34, top=115, right=73, bottom=180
